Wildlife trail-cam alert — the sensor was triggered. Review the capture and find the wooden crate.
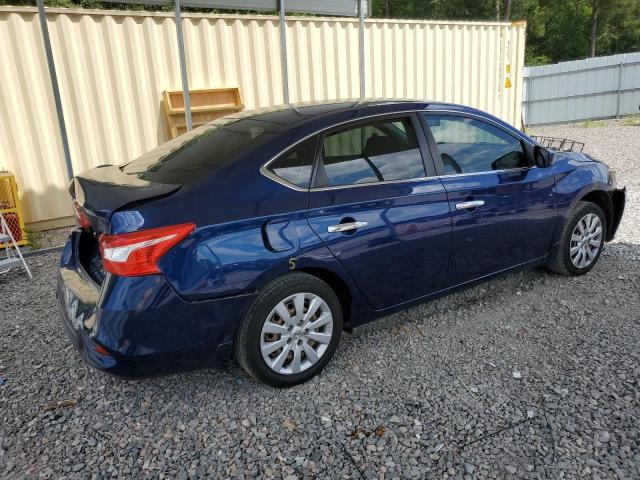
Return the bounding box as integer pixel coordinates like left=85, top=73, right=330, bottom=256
left=0, top=171, right=27, bottom=248
left=163, top=88, right=244, bottom=138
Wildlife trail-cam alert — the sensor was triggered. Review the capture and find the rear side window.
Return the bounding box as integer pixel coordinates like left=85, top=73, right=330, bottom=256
left=121, top=116, right=286, bottom=185
left=267, top=137, right=317, bottom=189
left=424, top=115, right=527, bottom=174
left=315, top=117, right=425, bottom=188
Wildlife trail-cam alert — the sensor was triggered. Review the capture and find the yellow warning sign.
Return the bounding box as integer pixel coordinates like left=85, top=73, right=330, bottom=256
left=505, top=77, right=512, bottom=88
left=506, top=64, right=511, bottom=73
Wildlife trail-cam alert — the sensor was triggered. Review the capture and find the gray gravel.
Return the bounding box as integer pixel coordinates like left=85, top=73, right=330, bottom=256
left=1, top=120, right=639, bottom=479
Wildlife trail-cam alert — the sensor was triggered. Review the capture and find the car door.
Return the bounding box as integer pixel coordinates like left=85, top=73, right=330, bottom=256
left=307, top=113, right=452, bottom=310
left=420, top=112, right=557, bottom=286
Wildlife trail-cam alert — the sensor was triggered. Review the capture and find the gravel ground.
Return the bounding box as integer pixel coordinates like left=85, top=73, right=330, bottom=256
left=24, top=227, right=72, bottom=252
left=1, top=120, right=638, bottom=479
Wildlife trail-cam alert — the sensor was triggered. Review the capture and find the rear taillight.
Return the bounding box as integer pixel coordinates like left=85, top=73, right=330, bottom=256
left=72, top=201, right=91, bottom=230
left=99, top=223, right=195, bottom=277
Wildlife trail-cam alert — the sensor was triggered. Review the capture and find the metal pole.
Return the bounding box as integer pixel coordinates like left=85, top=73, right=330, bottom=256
left=279, top=0, right=289, bottom=104
left=616, top=61, right=623, bottom=118
left=526, top=76, right=533, bottom=126
left=37, top=0, right=73, bottom=180
left=174, top=0, right=192, bottom=131
left=358, top=0, right=365, bottom=98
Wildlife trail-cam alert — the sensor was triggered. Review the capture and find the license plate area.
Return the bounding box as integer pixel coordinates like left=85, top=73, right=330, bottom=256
left=60, top=268, right=100, bottom=333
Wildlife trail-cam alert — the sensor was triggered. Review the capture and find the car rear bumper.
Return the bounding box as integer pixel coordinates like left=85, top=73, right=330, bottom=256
left=57, top=230, right=257, bottom=377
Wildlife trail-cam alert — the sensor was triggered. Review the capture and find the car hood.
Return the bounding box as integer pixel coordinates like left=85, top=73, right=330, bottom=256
left=553, top=150, right=600, bottom=164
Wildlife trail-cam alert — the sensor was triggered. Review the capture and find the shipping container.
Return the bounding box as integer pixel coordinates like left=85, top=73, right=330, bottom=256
left=0, top=7, right=525, bottom=226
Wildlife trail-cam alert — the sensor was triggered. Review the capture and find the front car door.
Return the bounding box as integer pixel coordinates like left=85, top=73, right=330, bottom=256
left=420, top=112, right=557, bottom=286
left=307, top=114, right=452, bottom=310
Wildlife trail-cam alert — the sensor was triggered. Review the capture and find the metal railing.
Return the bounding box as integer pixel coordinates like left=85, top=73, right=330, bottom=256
left=530, top=135, right=585, bottom=153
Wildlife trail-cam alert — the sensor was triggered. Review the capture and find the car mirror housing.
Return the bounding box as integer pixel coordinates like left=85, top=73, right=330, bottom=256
left=534, top=145, right=552, bottom=168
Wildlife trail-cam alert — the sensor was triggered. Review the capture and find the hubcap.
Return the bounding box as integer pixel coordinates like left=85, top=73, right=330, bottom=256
left=570, top=213, right=603, bottom=269
left=260, top=293, right=333, bottom=375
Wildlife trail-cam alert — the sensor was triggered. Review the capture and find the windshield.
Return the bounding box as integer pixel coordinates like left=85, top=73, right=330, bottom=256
left=121, top=115, right=286, bottom=185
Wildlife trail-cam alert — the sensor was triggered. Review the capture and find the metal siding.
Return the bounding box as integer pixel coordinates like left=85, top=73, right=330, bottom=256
left=102, top=0, right=362, bottom=17
left=523, top=52, right=640, bottom=125
left=0, top=7, right=525, bottom=224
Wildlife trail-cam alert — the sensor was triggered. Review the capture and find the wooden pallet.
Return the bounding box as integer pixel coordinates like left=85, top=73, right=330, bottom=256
left=163, top=88, right=244, bottom=138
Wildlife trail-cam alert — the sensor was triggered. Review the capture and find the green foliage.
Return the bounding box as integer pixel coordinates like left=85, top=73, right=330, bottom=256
left=372, top=0, right=640, bottom=65
left=3, top=0, right=638, bottom=66
left=24, top=228, right=43, bottom=251
left=525, top=54, right=552, bottom=66
left=621, top=115, right=640, bottom=126
left=582, top=119, right=608, bottom=128
left=0, top=0, right=168, bottom=10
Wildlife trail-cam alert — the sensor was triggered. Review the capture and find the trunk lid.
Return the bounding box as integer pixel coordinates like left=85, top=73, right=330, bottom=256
left=70, top=165, right=181, bottom=234
left=69, top=165, right=181, bottom=285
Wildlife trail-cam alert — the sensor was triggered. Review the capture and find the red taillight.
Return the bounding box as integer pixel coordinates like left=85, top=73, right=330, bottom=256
left=99, top=223, right=195, bottom=277
left=94, top=344, right=112, bottom=357
left=73, top=201, right=91, bottom=230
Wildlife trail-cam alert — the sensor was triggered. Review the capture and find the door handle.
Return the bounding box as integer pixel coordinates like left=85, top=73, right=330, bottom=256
left=327, top=221, right=367, bottom=233
left=455, top=200, right=485, bottom=210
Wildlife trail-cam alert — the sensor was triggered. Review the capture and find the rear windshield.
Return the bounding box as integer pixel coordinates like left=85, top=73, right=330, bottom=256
left=121, top=116, right=285, bottom=184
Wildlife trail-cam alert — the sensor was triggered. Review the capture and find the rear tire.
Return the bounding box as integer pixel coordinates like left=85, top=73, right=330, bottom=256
left=547, top=201, right=606, bottom=276
left=235, top=273, right=343, bottom=388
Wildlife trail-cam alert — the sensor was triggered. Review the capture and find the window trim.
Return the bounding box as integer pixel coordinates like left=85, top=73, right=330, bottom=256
left=310, top=113, right=433, bottom=190
left=260, top=109, right=536, bottom=192
left=419, top=111, right=534, bottom=177
left=263, top=135, right=320, bottom=190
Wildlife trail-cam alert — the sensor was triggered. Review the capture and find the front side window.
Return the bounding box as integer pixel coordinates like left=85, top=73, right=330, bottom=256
left=267, top=137, right=317, bottom=188
left=315, top=117, right=426, bottom=188
left=424, top=115, right=528, bottom=175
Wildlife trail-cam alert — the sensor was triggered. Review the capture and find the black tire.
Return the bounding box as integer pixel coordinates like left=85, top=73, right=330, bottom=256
left=546, top=201, right=606, bottom=276
left=235, top=272, right=343, bottom=388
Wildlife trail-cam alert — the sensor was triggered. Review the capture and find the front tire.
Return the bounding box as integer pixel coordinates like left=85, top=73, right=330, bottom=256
left=235, top=273, right=343, bottom=388
left=547, top=201, right=606, bottom=276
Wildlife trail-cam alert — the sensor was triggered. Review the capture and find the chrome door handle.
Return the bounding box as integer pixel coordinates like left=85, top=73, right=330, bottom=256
left=456, top=200, right=485, bottom=210
left=327, top=221, right=367, bottom=233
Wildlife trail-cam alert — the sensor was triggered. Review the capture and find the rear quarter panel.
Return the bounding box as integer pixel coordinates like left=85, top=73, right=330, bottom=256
left=110, top=120, right=375, bottom=324
left=158, top=213, right=306, bottom=300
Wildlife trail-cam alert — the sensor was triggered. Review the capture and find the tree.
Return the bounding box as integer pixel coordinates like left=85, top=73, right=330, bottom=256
left=590, top=0, right=600, bottom=56
left=504, top=0, right=512, bottom=20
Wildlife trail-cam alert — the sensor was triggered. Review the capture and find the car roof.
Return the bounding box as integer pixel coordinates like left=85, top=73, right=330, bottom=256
left=218, top=99, right=527, bottom=141
left=222, top=99, right=454, bottom=128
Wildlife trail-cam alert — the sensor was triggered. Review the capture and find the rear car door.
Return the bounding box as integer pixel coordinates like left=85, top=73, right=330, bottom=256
left=421, top=113, right=557, bottom=286
left=307, top=114, right=452, bottom=310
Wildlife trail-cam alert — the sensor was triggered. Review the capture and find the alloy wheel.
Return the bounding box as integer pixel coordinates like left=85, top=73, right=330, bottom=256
left=260, top=293, right=334, bottom=375
left=569, top=213, right=603, bottom=269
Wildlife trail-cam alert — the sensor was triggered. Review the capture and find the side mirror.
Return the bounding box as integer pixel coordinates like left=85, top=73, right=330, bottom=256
left=534, top=145, right=552, bottom=168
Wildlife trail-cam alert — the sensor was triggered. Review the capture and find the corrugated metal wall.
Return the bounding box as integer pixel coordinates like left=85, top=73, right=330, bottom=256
left=522, top=52, right=640, bottom=126
left=0, top=7, right=525, bottom=225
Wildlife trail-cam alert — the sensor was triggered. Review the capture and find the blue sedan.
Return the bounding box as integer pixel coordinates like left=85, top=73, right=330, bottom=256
left=57, top=100, right=625, bottom=387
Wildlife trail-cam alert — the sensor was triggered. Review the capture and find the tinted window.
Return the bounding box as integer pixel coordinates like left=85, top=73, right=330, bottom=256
left=315, top=117, right=425, bottom=188
left=424, top=115, right=527, bottom=175
left=121, top=116, right=287, bottom=185
left=268, top=137, right=317, bottom=188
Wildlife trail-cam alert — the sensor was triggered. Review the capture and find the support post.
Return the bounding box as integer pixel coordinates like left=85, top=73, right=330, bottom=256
left=174, top=0, right=192, bottom=131
left=526, top=76, right=533, bottom=126
left=37, top=0, right=73, bottom=180
left=358, top=0, right=365, bottom=98
left=616, top=62, right=623, bottom=118
left=279, top=0, right=289, bottom=104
